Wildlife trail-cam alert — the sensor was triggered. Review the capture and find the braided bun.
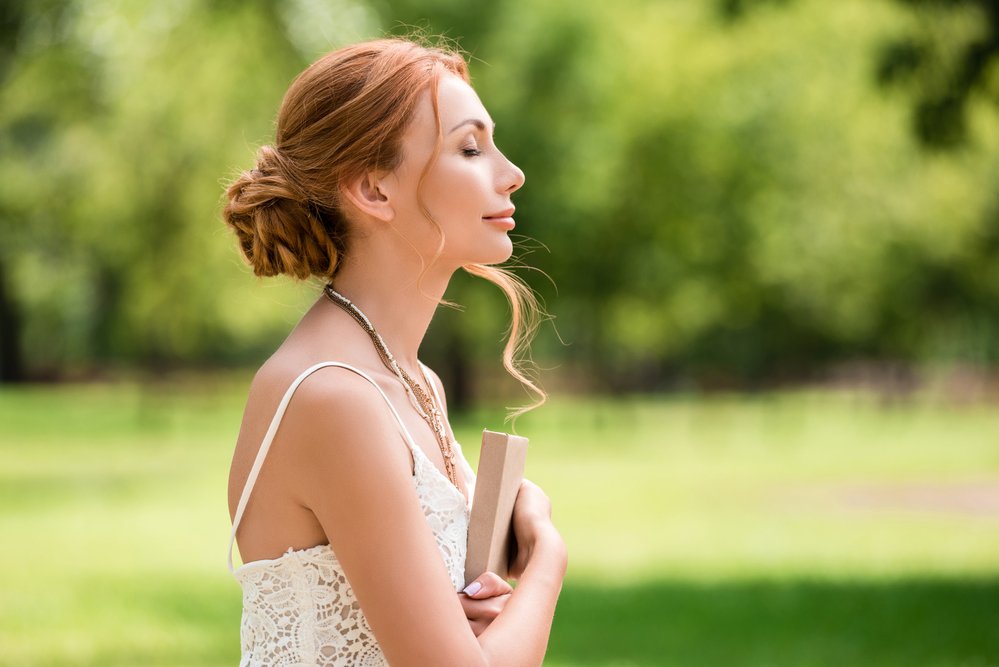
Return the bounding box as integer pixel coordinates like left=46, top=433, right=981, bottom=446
left=223, top=146, right=345, bottom=280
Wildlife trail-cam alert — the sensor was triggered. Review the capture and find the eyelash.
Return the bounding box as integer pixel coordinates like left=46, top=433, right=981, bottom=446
left=461, top=147, right=482, bottom=157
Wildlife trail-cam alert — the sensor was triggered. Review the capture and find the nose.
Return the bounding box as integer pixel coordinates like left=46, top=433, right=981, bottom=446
left=500, top=155, right=525, bottom=194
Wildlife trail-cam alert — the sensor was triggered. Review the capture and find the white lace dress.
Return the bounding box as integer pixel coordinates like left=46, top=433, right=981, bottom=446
left=227, top=361, right=476, bottom=667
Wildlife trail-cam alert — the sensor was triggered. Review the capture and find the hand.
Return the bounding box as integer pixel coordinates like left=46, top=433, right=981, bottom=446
left=507, top=479, right=559, bottom=581
left=459, top=571, right=513, bottom=636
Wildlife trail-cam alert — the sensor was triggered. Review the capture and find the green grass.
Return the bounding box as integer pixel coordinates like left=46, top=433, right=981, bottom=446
left=1, top=378, right=997, bottom=666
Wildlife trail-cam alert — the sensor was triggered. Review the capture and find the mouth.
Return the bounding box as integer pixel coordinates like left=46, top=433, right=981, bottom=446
left=483, top=207, right=516, bottom=230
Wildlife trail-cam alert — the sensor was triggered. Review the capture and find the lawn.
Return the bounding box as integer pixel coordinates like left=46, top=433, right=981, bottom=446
left=0, top=376, right=997, bottom=666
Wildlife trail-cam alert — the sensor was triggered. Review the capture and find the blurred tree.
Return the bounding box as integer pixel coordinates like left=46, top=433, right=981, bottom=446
left=0, top=0, right=27, bottom=383
left=462, top=0, right=998, bottom=387
left=0, top=0, right=91, bottom=382
left=875, top=1, right=999, bottom=372
left=875, top=0, right=999, bottom=150
left=2, top=0, right=998, bottom=395
left=725, top=0, right=999, bottom=374
left=721, top=0, right=999, bottom=148
left=0, top=1, right=313, bottom=380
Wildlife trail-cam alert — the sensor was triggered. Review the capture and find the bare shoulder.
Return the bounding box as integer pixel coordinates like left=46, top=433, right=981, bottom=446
left=265, top=360, right=414, bottom=478
left=232, top=357, right=488, bottom=663
left=229, top=358, right=414, bottom=524
left=250, top=356, right=392, bottom=425
left=240, top=358, right=398, bottom=453
left=261, top=361, right=485, bottom=665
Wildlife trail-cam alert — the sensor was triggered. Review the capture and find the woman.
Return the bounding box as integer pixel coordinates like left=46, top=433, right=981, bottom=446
left=222, top=37, right=567, bottom=666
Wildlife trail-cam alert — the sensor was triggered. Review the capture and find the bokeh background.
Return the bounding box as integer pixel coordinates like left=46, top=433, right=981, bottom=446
left=2, top=0, right=998, bottom=665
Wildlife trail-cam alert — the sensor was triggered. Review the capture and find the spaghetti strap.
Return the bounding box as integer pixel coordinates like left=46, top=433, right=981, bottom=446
left=227, top=361, right=422, bottom=572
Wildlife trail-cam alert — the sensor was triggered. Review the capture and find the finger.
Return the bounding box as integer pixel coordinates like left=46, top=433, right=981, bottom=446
left=461, top=571, right=513, bottom=599
left=460, top=594, right=512, bottom=622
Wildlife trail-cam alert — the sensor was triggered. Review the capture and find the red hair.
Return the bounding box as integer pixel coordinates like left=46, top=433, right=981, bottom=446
left=223, top=37, right=545, bottom=416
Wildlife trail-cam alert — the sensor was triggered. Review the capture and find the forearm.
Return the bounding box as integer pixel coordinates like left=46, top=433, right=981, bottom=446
left=477, top=527, right=568, bottom=667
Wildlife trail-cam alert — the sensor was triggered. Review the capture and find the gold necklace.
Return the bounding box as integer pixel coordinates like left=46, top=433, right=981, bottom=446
left=323, top=284, right=458, bottom=487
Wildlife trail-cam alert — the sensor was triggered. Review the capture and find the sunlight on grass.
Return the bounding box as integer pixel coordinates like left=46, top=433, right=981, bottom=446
left=458, top=391, right=999, bottom=582
left=1, top=380, right=997, bottom=666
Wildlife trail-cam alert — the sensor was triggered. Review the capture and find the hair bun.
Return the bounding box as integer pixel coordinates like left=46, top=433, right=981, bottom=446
left=223, top=145, right=344, bottom=280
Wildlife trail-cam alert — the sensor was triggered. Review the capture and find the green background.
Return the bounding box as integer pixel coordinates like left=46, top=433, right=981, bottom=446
left=3, top=0, right=999, bottom=394
left=1, top=0, right=998, bottom=665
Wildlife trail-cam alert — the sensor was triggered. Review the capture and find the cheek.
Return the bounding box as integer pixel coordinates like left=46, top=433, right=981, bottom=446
left=425, top=162, right=487, bottom=216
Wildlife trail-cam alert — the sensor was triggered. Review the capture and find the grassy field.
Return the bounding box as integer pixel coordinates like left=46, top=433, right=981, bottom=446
left=0, top=376, right=997, bottom=666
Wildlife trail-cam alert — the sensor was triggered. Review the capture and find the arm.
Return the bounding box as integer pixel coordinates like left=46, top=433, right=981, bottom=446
left=479, top=479, right=567, bottom=664
left=460, top=571, right=513, bottom=636
left=423, top=366, right=569, bottom=663
left=281, top=368, right=566, bottom=667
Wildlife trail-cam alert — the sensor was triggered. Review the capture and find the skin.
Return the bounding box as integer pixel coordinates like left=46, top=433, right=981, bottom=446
left=228, top=73, right=567, bottom=666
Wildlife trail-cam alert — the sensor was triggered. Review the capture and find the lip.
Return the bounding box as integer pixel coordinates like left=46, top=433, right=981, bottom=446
left=483, top=207, right=516, bottom=230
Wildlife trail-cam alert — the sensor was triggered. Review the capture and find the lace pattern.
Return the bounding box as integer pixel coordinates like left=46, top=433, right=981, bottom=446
left=234, top=443, right=472, bottom=667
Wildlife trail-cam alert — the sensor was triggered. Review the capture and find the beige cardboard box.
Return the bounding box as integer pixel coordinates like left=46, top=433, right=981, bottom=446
left=464, top=430, right=529, bottom=587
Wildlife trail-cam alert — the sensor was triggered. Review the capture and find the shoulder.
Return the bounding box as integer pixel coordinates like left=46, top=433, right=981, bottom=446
left=253, top=356, right=384, bottom=411
left=269, top=360, right=386, bottom=412
left=248, top=361, right=484, bottom=663
left=251, top=358, right=413, bottom=474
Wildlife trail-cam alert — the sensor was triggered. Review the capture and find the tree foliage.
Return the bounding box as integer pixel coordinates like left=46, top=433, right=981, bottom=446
left=1, top=0, right=997, bottom=396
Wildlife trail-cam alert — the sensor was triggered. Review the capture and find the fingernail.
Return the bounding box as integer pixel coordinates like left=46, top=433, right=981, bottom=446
left=463, top=581, right=482, bottom=596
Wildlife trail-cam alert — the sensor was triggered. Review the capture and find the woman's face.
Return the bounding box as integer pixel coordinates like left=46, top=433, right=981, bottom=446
left=385, top=73, right=526, bottom=268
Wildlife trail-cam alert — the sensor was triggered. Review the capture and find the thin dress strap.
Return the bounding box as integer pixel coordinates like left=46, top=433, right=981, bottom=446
left=227, top=361, right=421, bottom=572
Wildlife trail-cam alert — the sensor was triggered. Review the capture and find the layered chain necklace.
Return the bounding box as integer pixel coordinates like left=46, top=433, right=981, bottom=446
left=323, top=283, right=459, bottom=487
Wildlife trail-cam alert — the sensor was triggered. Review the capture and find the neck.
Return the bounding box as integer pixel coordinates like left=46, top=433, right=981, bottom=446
left=325, top=251, right=454, bottom=370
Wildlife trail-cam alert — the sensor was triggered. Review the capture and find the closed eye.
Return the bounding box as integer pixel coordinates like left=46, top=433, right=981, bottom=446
left=461, top=147, right=483, bottom=157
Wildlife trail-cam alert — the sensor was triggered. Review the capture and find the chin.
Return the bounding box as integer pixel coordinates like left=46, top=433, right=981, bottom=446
left=442, top=234, right=514, bottom=267
left=477, top=236, right=515, bottom=265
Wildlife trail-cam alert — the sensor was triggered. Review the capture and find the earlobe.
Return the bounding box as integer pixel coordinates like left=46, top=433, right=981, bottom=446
left=341, top=172, right=395, bottom=223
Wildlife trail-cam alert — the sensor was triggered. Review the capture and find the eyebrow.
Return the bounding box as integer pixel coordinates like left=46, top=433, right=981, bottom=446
left=448, top=118, right=496, bottom=135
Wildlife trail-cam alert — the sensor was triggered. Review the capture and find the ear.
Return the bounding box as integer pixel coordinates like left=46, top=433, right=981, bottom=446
left=340, top=171, right=395, bottom=223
